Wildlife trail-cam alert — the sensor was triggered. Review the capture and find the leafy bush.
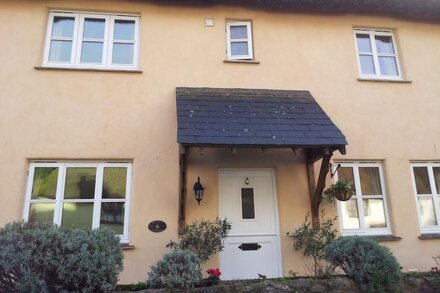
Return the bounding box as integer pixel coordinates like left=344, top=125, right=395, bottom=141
left=325, top=236, right=402, bottom=293
left=426, top=256, right=440, bottom=290
left=146, top=249, right=202, bottom=289
left=287, top=212, right=339, bottom=276
left=0, top=221, right=123, bottom=292
left=167, top=218, right=231, bottom=263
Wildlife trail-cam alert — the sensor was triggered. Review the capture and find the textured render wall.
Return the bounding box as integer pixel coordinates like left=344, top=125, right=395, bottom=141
left=0, top=0, right=439, bottom=284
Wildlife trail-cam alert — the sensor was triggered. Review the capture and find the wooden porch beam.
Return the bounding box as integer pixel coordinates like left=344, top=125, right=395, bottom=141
left=306, top=152, right=332, bottom=229
left=178, top=145, right=187, bottom=234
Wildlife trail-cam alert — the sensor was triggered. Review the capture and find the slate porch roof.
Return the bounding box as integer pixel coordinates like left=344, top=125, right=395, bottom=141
left=176, top=87, right=347, bottom=147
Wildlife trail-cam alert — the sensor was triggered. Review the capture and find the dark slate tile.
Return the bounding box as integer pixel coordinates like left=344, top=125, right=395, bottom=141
left=195, top=136, right=216, bottom=144
left=332, top=137, right=348, bottom=145
left=178, top=129, right=199, bottom=136
left=177, top=135, right=196, bottom=143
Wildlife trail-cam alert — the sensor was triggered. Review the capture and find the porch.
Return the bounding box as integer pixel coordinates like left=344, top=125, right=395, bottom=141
left=175, top=87, right=347, bottom=279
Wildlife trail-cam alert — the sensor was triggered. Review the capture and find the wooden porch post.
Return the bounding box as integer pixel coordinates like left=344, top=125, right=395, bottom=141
left=306, top=152, right=332, bottom=229
left=178, top=144, right=187, bottom=234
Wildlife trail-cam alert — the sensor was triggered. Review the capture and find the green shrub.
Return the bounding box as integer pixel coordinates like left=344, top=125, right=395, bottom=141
left=325, top=236, right=402, bottom=293
left=287, top=212, right=339, bottom=276
left=0, top=221, right=123, bottom=292
left=146, top=249, right=202, bottom=289
left=167, top=218, right=231, bottom=263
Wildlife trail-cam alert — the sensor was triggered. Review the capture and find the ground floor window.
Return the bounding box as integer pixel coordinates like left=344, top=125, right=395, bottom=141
left=24, top=161, right=132, bottom=242
left=411, top=162, right=440, bottom=232
left=334, top=162, right=391, bottom=235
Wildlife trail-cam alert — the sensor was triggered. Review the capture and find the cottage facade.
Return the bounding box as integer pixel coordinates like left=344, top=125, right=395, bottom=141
left=0, top=0, right=440, bottom=283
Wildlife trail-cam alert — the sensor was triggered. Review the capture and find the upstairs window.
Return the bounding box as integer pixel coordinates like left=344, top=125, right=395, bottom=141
left=43, top=11, right=139, bottom=70
left=226, top=21, right=253, bottom=60
left=354, top=29, right=401, bottom=79
left=24, top=162, right=132, bottom=242
left=411, top=163, right=440, bottom=233
left=335, top=162, right=391, bottom=235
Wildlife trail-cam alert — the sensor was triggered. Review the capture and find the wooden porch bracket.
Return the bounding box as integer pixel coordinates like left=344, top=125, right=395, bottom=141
left=306, top=152, right=332, bottom=229
left=178, top=144, right=187, bottom=234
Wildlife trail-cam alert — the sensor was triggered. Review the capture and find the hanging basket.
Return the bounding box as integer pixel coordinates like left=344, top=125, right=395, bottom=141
left=333, top=189, right=354, bottom=201
left=324, top=180, right=354, bottom=202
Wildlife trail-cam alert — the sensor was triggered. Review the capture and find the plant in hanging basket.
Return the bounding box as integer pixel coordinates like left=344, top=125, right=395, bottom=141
left=324, top=180, right=354, bottom=202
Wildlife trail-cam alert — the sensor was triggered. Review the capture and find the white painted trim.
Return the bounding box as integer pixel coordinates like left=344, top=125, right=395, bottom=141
left=23, top=161, right=132, bottom=243
left=218, top=168, right=283, bottom=278
left=353, top=29, right=402, bottom=80
left=335, top=162, right=392, bottom=236
left=410, top=162, right=440, bottom=233
left=42, top=11, right=139, bottom=70
left=226, top=21, right=254, bottom=60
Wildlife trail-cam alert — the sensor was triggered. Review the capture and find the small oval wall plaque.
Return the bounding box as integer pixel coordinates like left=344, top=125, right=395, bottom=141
left=148, top=220, right=167, bottom=233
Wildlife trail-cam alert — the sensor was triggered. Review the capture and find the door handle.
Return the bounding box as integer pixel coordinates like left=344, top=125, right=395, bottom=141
left=238, top=243, right=262, bottom=251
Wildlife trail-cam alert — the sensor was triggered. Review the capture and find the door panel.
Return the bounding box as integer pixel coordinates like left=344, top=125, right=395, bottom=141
left=222, top=235, right=279, bottom=280
left=220, top=173, right=276, bottom=236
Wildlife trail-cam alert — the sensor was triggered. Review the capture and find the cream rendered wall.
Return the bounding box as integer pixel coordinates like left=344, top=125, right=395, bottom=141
left=0, top=0, right=439, bottom=284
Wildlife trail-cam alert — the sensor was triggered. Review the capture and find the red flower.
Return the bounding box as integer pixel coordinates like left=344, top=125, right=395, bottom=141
left=207, top=268, right=221, bottom=278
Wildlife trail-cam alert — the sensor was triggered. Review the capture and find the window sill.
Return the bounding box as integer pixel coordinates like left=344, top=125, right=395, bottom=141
left=419, top=233, right=440, bottom=240
left=120, top=243, right=135, bottom=250
left=342, top=235, right=402, bottom=242
left=223, top=59, right=260, bottom=64
left=34, top=66, right=143, bottom=73
left=357, top=77, right=412, bottom=83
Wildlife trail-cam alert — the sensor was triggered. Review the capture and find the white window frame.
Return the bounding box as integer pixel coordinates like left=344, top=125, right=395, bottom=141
left=353, top=29, right=402, bottom=80
left=43, top=11, right=140, bottom=70
left=410, top=162, right=440, bottom=233
left=23, top=161, right=132, bottom=243
left=335, top=162, right=391, bottom=236
left=226, top=21, right=254, bottom=60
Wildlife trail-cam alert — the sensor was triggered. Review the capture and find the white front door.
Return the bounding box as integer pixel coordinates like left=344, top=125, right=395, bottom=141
left=219, top=169, right=282, bottom=280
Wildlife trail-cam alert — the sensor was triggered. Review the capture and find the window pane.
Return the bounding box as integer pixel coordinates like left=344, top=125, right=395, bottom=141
left=356, top=34, right=372, bottom=52
left=359, top=55, right=375, bottom=75
left=241, top=188, right=255, bottom=219
left=341, top=199, right=360, bottom=229
left=83, top=18, right=105, bottom=39
left=64, top=168, right=96, bottom=199
left=31, top=167, right=58, bottom=199
left=379, top=57, right=398, bottom=76
left=337, top=167, right=356, bottom=195
left=49, top=40, right=72, bottom=62
left=230, top=25, right=248, bottom=39
left=414, top=167, right=432, bottom=194
left=61, top=203, right=94, bottom=228
left=363, top=199, right=386, bottom=228
left=434, top=168, right=440, bottom=194
left=359, top=167, right=382, bottom=195
left=80, top=41, right=104, bottom=63
left=419, top=197, right=437, bottom=226
left=114, top=20, right=135, bottom=40
left=102, top=167, right=127, bottom=198
left=231, top=42, right=249, bottom=56
left=100, top=202, right=125, bottom=234
left=112, top=43, right=134, bottom=65
left=375, top=35, right=395, bottom=54
left=52, top=17, right=75, bottom=38
left=29, top=203, right=55, bottom=223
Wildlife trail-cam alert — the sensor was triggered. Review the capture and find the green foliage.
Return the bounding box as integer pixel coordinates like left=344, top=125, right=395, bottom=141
left=425, top=256, right=440, bottom=290
left=0, top=221, right=123, bottom=292
left=325, top=236, right=402, bottom=293
left=287, top=212, right=339, bottom=276
left=146, top=250, right=202, bottom=289
left=167, top=218, right=231, bottom=263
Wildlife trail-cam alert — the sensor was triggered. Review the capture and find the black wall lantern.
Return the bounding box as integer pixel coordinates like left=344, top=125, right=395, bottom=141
left=193, top=177, right=205, bottom=205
